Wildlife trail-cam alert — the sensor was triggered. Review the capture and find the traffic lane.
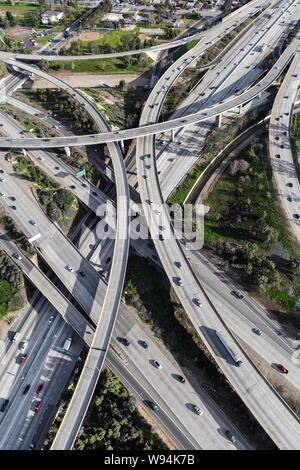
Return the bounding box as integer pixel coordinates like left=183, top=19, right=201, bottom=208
left=112, top=320, right=246, bottom=449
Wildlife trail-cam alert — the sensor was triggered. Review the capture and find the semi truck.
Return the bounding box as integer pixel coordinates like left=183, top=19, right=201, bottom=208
left=63, top=337, right=72, bottom=351
left=215, top=330, right=243, bottom=366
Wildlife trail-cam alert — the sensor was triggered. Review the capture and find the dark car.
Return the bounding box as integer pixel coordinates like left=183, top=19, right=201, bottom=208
left=121, top=338, right=130, bottom=347
left=277, top=364, right=288, bottom=374
left=232, top=290, right=244, bottom=299
left=70, top=185, right=76, bottom=189
left=275, top=154, right=280, bottom=159
left=23, top=384, right=30, bottom=395
left=78, top=270, right=85, bottom=277
left=176, top=375, right=185, bottom=383
left=34, top=401, right=42, bottom=413
left=147, top=401, right=159, bottom=412
left=225, top=430, right=236, bottom=443
left=10, top=205, right=16, bottom=210
left=36, top=384, right=43, bottom=395
left=81, top=183, right=87, bottom=188
left=19, top=354, right=28, bottom=365
left=0, top=399, right=9, bottom=412
left=9, top=196, right=16, bottom=201
left=287, top=182, right=293, bottom=187
left=293, top=214, right=300, bottom=219
left=139, top=340, right=149, bottom=349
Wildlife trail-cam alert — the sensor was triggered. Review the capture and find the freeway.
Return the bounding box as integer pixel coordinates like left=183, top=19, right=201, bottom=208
left=269, top=52, right=300, bottom=246
left=0, top=0, right=272, bottom=62
left=3, top=98, right=300, bottom=391
left=1, top=34, right=299, bottom=149
left=133, top=2, right=300, bottom=450
left=0, top=0, right=298, bottom=450
left=0, top=235, right=95, bottom=345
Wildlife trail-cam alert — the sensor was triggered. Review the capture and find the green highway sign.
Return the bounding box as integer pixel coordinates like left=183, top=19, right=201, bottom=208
left=76, top=170, right=86, bottom=177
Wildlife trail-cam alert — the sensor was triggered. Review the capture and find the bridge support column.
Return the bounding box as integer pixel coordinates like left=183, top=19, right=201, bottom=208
left=257, top=92, right=261, bottom=99
left=64, top=147, right=71, bottom=157
left=120, top=140, right=125, bottom=154
left=239, top=104, right=243, bottom=114
left=171, top=129, right=175, bottom=142
left=216, top=113, right=222, bottom=128
left=22, top=149, right=27, bottom=156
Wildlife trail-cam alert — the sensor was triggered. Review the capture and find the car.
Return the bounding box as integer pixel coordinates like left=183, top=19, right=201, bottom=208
left=38, top=157, right=44, bottom=161
left=1, top=399, right=9, bottom=412
left=0, top=178, right=5, bottom=182
left=0, top=170, right=3, bottom=173
left=193, top=298, right=202, bottom=307
left=174, top=261, right=181, bottom=268
left=159, top=234, right=164, bottom=241
left=154, top=209, right=160, bottom=215
left=143, top=174, right=149, bottom=179
left=139, top=340, right=149, bottom=349
left=36, top=384, right=43, bottom=395
left=70, top=185, right=76, bottom=189
left=10, top=205, right=16, bottom=210
left=193, top=405, right=203, bottom=416
left=92, top=191, right=98, bottom=197
left=253, top=327, right=263, bottom=336
left=153, top=360, right=161, bottom=369
left=275, top=154, right=280, bottom=159
left=287, top=182, right=293, bottom=187
left=78, top=270, right=85, bottom=277
left=275, top=136, right=280, bottom=140
left=293, top=213, right=300, bottom=219
left=20, top=341, right=28, bottom=353
left=147, top=200, right=153, bottom=205
left=23, top=384, right=30, bottom=395
left=177, top=375, right=185, bottom=383
left=13, top=253, right=22, bottom=260
left=29, top=220, right=36, bottom=226
left=141, top=155, right=147, bottom=161
left=81, top=183, right=87, bottom=188
left=12, top=331, right=20, bottom=343
left=20, top=131, right=24, bottom=135
left=65, top=266, right=73, bottom=272
left=288, top=194, right=294, bottom=202
left=19, top=354, right=28, bottom=365
left=0, top=192, right=5, bottom=196
left=122, top=338, right=130, bottom=346
left=9, top=196, right=16, bottom=201
left=281, top=144, right=285, bottom=148
left=225, top=430, right=236, bottom=443
left=106, top=257, right=111, bottom=264
left=34, top=401, right=42, bottom=413
left=277, top=363, right=288, bottom=374
left=54, top=166, right=59, bottom=170
left=178, top=279, right=183, bottom=286
left=147, top=401, right=159, bottom=412
left=232, top=290, right=244, bottom=299
left=28, top=443, right=35, bottom=450
left=48, top=315, right=54, bottom=324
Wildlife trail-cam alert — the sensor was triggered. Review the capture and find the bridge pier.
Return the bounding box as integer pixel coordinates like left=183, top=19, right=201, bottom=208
left=171, top=129, right=175, bottom=142
left=120, top=140, right=125, bottom=154
left=216, top=113, right=222, bottom=128
left=64, top=146, right=71, bottom=156
left=239, top=104, right=243, bottom=114
left=22, top=149, right=27, bottom=156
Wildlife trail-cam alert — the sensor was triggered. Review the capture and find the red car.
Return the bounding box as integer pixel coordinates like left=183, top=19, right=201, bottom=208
left=277, top=364, right=288, bottom=374
left=19, top=354, right=28, bottom=366
left=34, top=401, right=42, bottom=413
left=275, top=136, right=280, bottom=140
left=36, top=384, right=43, bottom=395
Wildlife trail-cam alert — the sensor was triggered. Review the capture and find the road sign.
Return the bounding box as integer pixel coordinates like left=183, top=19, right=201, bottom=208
left=57, top=347, right=78, bottom=358
left=76, top=170, right=86, bottom=177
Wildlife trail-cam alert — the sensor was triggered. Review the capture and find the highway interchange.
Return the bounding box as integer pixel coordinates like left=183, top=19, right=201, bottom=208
left=0, top=0, right=299, bottom=451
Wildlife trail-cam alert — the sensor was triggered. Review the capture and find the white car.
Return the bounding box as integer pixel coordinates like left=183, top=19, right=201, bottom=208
left=65, top=266, right=73, bottom=272
left=20, top=341, right=28, bottom=353
left=14, top=253, right=22, bottom=260
left=0, top=192, right=5, bottom=196
left=48, top=315, right=54, bottom=324
left=193, top=405, right=203, bottom=416
left=153, top=360, right=161, bottom=369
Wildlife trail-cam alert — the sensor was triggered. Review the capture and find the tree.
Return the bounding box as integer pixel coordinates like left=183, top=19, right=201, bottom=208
left=118, top=79, right=126, bottom=90
left=6, top=11, right=15, bottom=27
